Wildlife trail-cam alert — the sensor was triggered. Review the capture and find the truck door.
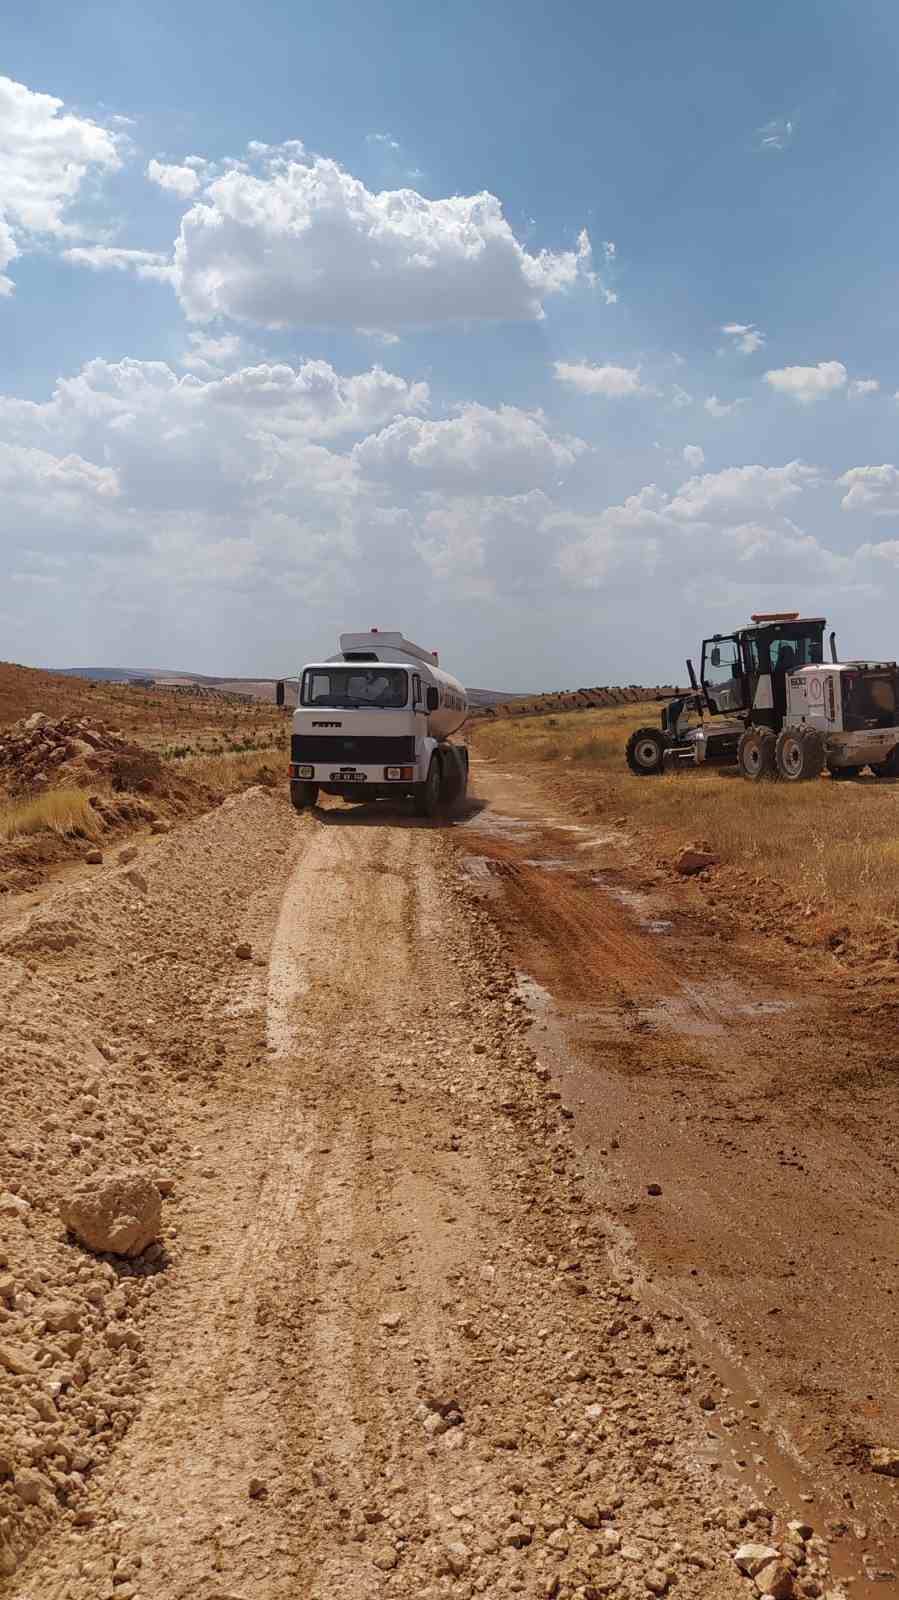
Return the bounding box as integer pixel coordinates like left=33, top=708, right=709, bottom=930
left=700, top=636, right=746, bottom=716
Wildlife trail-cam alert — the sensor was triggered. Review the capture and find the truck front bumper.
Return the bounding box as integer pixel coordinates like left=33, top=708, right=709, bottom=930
left=289, top=762, right=423, bottom=797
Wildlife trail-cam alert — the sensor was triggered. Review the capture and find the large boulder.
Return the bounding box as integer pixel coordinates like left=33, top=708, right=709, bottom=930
left=60, top=1171, right=162, bottom=1257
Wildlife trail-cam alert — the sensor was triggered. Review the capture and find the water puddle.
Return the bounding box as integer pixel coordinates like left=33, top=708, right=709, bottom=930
left=456, top=811, right=537, bottom=844
left=639, top=982, right=794, bottom=1038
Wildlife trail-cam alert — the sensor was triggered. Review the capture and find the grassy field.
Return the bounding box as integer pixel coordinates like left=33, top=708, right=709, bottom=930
left=472, top=702, right=899, bottom=922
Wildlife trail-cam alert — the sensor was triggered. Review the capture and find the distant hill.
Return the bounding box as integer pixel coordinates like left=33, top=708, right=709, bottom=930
left=0, top=661, right=283, bottom=740
left=53, top=667, right=533, bottom=708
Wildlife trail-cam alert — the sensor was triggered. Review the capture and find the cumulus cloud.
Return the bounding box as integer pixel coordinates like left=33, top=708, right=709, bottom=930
left=722, top=322, right=765, bottom=355
left=0, top=441, right=119, bottom=499
left=0, top=75, right=120, bottom=290
left=667, top=461, right=818, bottom=520
left=168, top=154, right=594, bottom=328
left=837, top=464, right=899, bottom=514
left=682, top=445, right=704, bottom=469
left=352, top=404, right=586, bottom=493
left=146, top=158, right=202, bottom=197
left=0, top=355, right=430, bottom=459
left=553, top=362, right=645, bottom=397
left=180, top=333, right=245, bottom=374
left=764, top=361, right=847, bottom=403
left=705, top=395, right=746, bottom=417
left=850, top=378, right=879, bottom=397
left=556, top=461, right=835, bottom=591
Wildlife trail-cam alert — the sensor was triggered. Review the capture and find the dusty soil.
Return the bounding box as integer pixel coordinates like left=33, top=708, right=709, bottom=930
left=0, top=760, right=893, bottom=1598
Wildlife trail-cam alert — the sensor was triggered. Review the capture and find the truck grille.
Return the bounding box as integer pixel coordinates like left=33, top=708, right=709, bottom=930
left=291, top=734, right=416, bottom=764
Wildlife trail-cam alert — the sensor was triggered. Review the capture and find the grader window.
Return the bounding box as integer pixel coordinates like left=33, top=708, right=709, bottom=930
left=703, top=638, right=740, bottom=687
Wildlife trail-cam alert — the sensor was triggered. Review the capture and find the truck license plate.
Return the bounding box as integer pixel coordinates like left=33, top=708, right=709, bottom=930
left=331, top=770, right=365, bottom=782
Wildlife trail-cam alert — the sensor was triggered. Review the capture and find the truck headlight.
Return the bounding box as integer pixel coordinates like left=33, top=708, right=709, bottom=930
left=293, top=764, right=314, bottom=779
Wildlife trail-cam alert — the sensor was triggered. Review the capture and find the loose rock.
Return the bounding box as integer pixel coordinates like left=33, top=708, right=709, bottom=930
left=60, top=1170, right=162, bottom=1257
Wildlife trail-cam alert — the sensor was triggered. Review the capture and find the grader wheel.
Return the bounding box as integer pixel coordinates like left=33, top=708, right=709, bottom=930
left=775, top=727, right=825, bottom=782
left=625, top=727, right=667, bottom=776
left=737, top=727, right=776, bottom=781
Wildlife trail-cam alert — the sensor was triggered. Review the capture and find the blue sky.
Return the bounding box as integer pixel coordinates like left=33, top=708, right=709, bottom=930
left=2, top=0, right=899, bottom=687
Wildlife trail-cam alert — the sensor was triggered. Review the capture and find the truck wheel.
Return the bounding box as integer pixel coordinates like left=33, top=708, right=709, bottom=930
left=414, top=758, right=442, bottom=817
left=774, top=728, right=825, bottom=783
left=290, top=780, right=319, bottom=811
left=442, top=747, right=468, bottom=808
left=737, top=727, right=776, bottom=781
left=625, top=727, right=667, bottom=776
left=870, top=745, right=899, bottom=778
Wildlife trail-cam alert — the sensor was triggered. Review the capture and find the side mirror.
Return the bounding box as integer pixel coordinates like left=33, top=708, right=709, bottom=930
left=426, top=686, right=439, bottom=713
left=710, top=647, right=721, bottom=669
left=275, top=680, right=285, bottom=707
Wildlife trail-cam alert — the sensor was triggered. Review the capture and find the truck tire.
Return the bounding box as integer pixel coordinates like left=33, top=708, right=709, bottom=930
left=774, top=728, right=825, bottom=783
left=869, top=745, right=899, bottom=778
left=625, top=727, right=667, bottom=776
left=442, top=746, right=469, bottom=807
left=290, top=780, right=319, bottom=811
left=737, top=727, right=776, bottom=781
left=414, top=758, right=442, bottom=818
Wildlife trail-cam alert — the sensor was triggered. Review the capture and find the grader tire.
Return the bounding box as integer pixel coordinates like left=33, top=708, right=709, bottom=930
left=870, top=745, right=899, bottom=779
left=625, top=727, right=667, bottom=776
left=737, top=727, right=776, bottom=781
left=775, top=727, right=826, bottom=783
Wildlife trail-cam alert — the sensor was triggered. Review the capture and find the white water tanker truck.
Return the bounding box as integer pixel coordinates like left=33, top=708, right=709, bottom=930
left=276, top=630, right=469, bottom=816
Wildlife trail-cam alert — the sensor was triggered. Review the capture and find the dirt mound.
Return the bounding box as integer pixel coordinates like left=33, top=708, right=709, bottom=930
left=0, top=713, right=162, bottom=798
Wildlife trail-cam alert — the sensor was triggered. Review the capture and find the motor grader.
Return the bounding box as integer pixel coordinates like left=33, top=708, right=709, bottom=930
left=625, top=612, right=899, bottom=781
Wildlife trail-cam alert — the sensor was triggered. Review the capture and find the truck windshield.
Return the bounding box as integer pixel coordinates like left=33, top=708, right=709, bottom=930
left=301, top=668, right=408, bottom=708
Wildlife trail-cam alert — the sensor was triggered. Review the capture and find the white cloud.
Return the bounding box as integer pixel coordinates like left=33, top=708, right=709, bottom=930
left=63, top=245, right=173, bottom=281
left=556, top=462, right=837, bottom=592
left=366, top=132, right=400, bottom=153
left=0, top=441, right=119, bottom=500
left=837, top=464, right=899, bottom=515
left=146, top=158, right=202, bottom=198
left=0, top=75, right=120, bottom=290
left=682, top=444, right=704, bottom=469
left=670, top=385, right=693, bottom=409
left=170, top=154, right=594, bottom=328
left=754, top=117, right=794, bottom=153
left=553, top=361, right=646, bottom=397
left=0, top=355, right=430, bottom=458
left=181, top=333, right=245, bottom=374
left=764, top=361, right=847, bottom=404
left=850, top=378, right=879, bottom=397
left=705, top=394, right=746, bottom=417
left=721, top=322, right=765, bottom=355
left=668, top=461, right=818, bottom=520
left=352, top=403, right=585, bottom=492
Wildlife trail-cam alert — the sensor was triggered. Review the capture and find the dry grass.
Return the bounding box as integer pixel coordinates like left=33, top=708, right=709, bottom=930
left=0, top=787, right=103, bottom=844
left=473, top=703, right=899, bottom=922
left=177, top=748, right=285, bottom=793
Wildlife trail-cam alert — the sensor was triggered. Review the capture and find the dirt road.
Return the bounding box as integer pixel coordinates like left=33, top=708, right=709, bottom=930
left=1, top=770, right=892, bottom=1598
